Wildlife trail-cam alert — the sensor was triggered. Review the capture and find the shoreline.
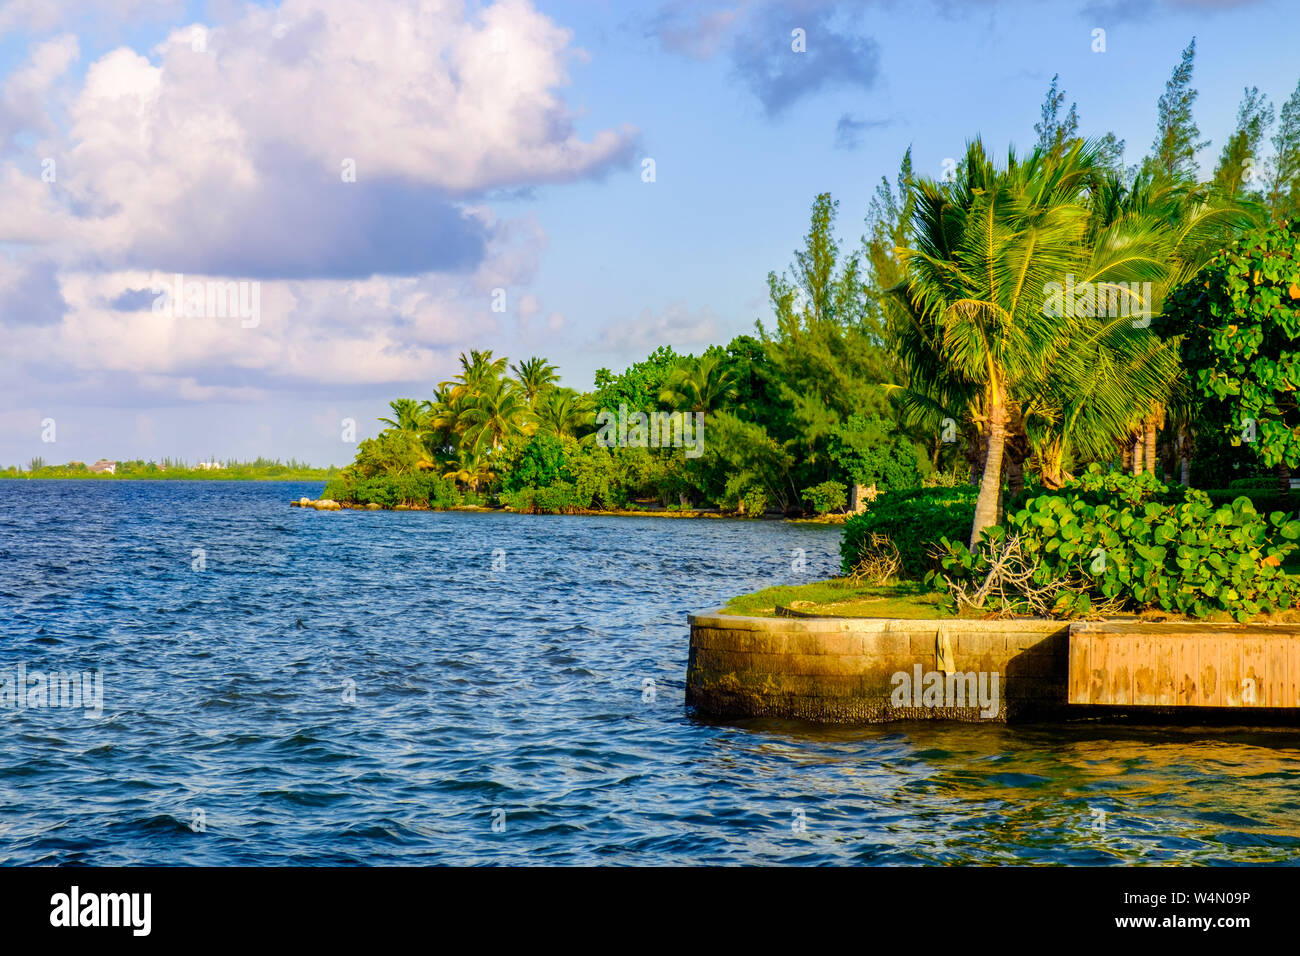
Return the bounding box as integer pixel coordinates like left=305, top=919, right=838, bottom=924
left=687, top=609, right=1300, bottom=725
left=289, top=496, right=848, bottom=521
left=1, top=475, right=334, bottom=482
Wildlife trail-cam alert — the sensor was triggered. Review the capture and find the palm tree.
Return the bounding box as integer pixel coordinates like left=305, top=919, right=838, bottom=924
left=533, top=387, right=591, bottom=438
left=895, top=139, right=1104, bottom=545
left=442, top=443, right=495, bottom=493
left=1020, top=186, right=1175, bottom=487
left=428, top=349, right=513, bottom=452
left=511, top=357, right=559, bottom=406
left=658, top=353, right=739, bottom=415
left=458, top=349, right=509, bottom=392
left=1080, top=170, right=1258, bottom=478
left=378, top=398, right=427, bottom=435
left=1028, top=309, right=1178, bottom=488
left=460, top=376, right=528, bottom=450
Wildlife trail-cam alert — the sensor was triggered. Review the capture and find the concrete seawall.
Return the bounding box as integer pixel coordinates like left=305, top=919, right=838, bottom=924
left=687, top=612, right=1300, bottom=724
left=687, top=612, right=1069, bottom=723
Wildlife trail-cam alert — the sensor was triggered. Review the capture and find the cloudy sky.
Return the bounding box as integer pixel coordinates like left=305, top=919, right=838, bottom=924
left=0, top=0, right=1295, bottom=467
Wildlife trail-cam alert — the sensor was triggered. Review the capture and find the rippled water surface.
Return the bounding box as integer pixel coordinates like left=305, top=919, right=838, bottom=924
left=2, top=480, right=1299, bottom=865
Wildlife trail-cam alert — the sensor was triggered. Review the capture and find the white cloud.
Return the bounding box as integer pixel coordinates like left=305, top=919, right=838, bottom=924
left=0, top=33, right=77, bottom=141
left=596, top=302, right=721, bottom=353
left=0, top=0, right=632, bottom=409
left=3, top=0, right=635, bottom=276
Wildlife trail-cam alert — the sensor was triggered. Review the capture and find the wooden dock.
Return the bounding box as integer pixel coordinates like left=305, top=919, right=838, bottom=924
left=1068, top=622, right=1300, bottom=708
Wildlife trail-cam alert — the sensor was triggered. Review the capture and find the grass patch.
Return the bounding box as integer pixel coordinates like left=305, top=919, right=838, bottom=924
left=719, top=576, right=1300, bottom=623
left=720, top=578, right=959, bottom=619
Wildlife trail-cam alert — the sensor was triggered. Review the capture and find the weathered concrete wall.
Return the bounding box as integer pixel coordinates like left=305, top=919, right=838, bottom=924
left=687, top=612, right=1069, bottom=723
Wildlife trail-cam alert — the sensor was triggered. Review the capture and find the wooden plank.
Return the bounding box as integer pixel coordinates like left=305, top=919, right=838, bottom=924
left=1068, top=632, right=1090, bottom=704
left=1090, top=633, right=1108, bottom=705
left=1155, top=637, right=1176, bottom=706
left=1063, top=624, right=1300, bottom=709
left=1201, top=635, right=1222, bottom=707
left=1268, top=637, right=1290, bottom=708
left=1221, top=634, right=1243, bottom=706
left=1240, top=636, right=1266, bottom=707
left=1291, top=638, right=1300, bottom=708
left=1177, top=636, right=1199, bottom=706
left=1133, top=632, right=1158, bottom=704
left=1109, top=635, right=1131, bottom=705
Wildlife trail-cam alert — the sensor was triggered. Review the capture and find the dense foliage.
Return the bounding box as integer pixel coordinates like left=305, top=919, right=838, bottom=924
left=932, top=467, right=1300, bottom=621
left=841, top=487, right=978, bottom=579
left=1161, top=219, right=1300, bottom=469
left=321, top=49, right=1300, bottom=591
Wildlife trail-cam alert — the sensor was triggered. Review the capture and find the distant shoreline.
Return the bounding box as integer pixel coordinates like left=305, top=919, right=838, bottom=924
left=290, top=496, right=849, bottom=523
left=0, top=475, right=333, bottom=482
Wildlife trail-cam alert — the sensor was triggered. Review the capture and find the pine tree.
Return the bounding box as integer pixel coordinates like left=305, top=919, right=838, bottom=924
left=1268, top=78, right=1300, bottom=221
left=863, top=147, right=915, bottom=322
left=1096, top=131, right=1127, bottom=175
left=1212, top=87, right=1274, bottom=199
left=1143, top=38, right=1209, bottom=181
left=1035, top=74, right=1080, bottom=154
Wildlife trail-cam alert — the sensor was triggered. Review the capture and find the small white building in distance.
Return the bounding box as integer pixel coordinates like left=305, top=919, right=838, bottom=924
left=89, top=459, right=117, bottom=475
left=195, top=461, right=222, bottom=470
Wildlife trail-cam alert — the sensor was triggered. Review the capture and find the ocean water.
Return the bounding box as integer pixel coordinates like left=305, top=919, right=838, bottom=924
left=1, top=479, right=1298, bottom=865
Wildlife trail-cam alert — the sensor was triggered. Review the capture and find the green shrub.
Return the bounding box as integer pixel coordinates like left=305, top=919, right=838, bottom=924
left=1227, top=476, right=1282, bottom=490
left=503, top=482, right=588, bottom=514
left=841, top=486, right=977, bottom=578
left=501, top=487, right=536, bottom=512
left=1203, top=488, right=1295, bottom=516
left=934, top=466, right=1300, bottom=621
left=828, top=414, right=924, bottom=490
left=1161, top=219, right=1300, bottom=470
left=321, top=471, right=459, bottom=508
left=321, top=475, right=355, bottom=501
left=534, top=481, right=587, bottom=513
left=570, top=443, right=627, bottom=510
left=501, top=434, right=570, bottom=493
left=739, top=487, right=768, bottom=517
left=354, top=476, right=400, bottom=507
left=802, top=480, right=848, bottom=515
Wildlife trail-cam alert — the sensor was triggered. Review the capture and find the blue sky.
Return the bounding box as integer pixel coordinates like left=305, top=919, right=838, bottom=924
left=0, top=0, right=1296, bottom=467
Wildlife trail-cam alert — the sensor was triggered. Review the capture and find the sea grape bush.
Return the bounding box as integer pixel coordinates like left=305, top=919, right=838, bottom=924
left=841, top=486, right=978, bottom=579
left=1161, top=219, right=1300, bottom=469
left=932, top=466, right=1300, bottom=621
left=1203, top=488, right=1294, bottom=515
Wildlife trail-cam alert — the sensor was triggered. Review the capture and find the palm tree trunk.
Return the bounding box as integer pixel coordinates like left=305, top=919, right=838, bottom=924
left=1005, top=451, right=1025, bottom=502
left=1144, top=422, right=1158, bottom=481
left=1041, top=438, right=1068, bottom=490
left=970, top=387, right=1007, bottom=548
left=1178, top=424, right=1192, bottom=486
left=1132, top=436, right=1143, bottom=476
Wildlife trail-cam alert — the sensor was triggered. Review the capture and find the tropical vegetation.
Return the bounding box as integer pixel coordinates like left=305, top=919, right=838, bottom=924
left=323, top=40, right=1300, bottom=620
